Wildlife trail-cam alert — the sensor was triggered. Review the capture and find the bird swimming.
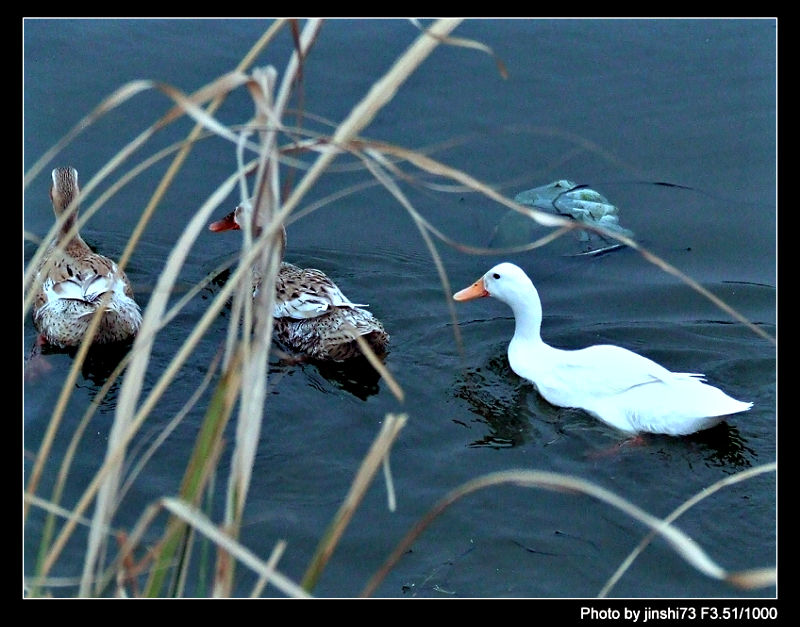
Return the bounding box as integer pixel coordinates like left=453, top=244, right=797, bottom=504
left=453, top=262, right=752, bottom=436
left=209, top=204, right=388, bottom=362
left=31, top=167, right=142, bottom=349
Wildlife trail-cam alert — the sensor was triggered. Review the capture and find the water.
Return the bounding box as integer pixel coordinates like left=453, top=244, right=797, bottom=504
left=23, top=18, right=776, bottom=599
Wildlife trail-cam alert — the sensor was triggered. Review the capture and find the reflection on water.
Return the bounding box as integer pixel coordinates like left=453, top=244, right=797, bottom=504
left=453, top=349, right=587, bottom=450
left=24, top=338, right=134, bottom=388
left=655, top=422, right=758, bottom=471
left=453, top=351, right=530, bottom=449
left=311, top=359, right=384, bottom=400
left=268, top=355, right=384, bottom=401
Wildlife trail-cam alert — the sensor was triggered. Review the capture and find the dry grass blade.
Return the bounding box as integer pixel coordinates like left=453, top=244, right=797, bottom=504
left=215, top=20, right=324, bottom=596
left=23, top=79, right=155, bottom=187
left=98, top=502, right=163, bottom=597
left=274, top=20, right=322, bottom=114
left=634, top=246, right=775, bottom=344
left=79, top=169, right=243, bottom=596
left=24, top=493, right=110, bottom=596
left=160, top=498, right=312, bottom=598
left=410, top=18, right=509, bottom=78
left=117, top=347, right=223, bottom=507
left=273, top=18, right=463, bottom=228
left=250, top=541, right=289, bottom=598
left=360, top=469, right=775, bottom=597
left=302, top=414, right=408, bottom=592
left=24, top=317, right=101, bottom=521
left=223, top=89, right=280, bottom=540
left=29, top=342, right=133, bottom=590
left=357, top=151, right=466, bottom=352
left=599, top=461, right=777, bottom=597
left=24, top=493, right=97, bottom=532
left=725, top=567, right=777, bottom=589
left=353, top=333, right=404, bottom=402
left=219, top=183, right=280, bottom=594
left=142, top=349, right=242, bottom=597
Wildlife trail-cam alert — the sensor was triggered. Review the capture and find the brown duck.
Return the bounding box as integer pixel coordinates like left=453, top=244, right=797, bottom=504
left=209, top=204, right=389, bottom=362
left=31, top=167, right=142, bottom=348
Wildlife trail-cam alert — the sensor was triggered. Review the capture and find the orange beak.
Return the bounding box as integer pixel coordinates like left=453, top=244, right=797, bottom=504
left=208, top=210, right=240, bottom=232
left=453, top=277, right=489, bottom=301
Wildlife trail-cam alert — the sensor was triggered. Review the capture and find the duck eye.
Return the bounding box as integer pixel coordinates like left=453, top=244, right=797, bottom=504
left=492, top=273, right=500, bottom=279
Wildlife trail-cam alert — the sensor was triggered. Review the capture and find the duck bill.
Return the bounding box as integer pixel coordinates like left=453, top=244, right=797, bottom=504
left=453, top=278, right=489, bottom=301
left=208, top=210, right=240, bottom=232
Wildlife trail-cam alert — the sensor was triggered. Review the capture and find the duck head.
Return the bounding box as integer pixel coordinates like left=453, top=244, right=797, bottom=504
left=453, top=262, right=536, bottom=305
left=208, top=203, right=249, bottom=233
left=209, top=202, right=287, bottom=260
left=454, top=262, right=544, bottom=341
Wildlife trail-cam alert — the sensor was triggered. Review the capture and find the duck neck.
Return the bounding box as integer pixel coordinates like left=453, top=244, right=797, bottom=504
left=508, top=285, right=544, bottom=345
left=57, top=211, right=85, bottom=249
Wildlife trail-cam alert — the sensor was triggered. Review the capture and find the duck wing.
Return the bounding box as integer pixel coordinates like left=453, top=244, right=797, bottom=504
left=564, top=344, right=703, bottom=395
left=51, top=273, right=115, bottom=304
left=515, top=342, right=703, bottom=409
left=274, top=263, right=367, bottom=320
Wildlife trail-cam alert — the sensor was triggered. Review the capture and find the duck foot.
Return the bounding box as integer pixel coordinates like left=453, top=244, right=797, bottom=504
left=586, top=434, right=648, bottom=459
left=273, top=348, right=309, bottom=366
left=619, top=434, right=647, bottom=448
left=24, top=335, right=54, bottom=381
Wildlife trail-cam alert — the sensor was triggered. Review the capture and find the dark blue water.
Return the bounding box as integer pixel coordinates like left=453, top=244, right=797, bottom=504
left=24, top=19, right=776, bottom=599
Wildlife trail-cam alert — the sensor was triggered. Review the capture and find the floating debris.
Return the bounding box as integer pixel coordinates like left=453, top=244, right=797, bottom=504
left=489, top=180, right=633, bottom=255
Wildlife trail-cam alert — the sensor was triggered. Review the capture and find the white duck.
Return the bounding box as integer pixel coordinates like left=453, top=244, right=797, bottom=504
left=209, top=205, right=389, bottom=362
left=453, top=262, right=752, bottom=436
